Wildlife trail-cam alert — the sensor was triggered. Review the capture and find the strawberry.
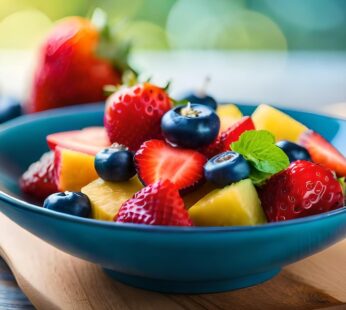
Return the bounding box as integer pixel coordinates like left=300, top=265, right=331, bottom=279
left=115, top=179, right=193, bottom=226
left=259, top=160, right=344, bottom=222
left=202, top=137, right=222, bottom=159
left=47, top=127, right=110, bottom=156
left=20, top=152, right=58, bottom=200
left=26, top=15, right=129, bottom=113
left=202, top=116, right=255, bottom=158
left=135, top=139, right=207, bottom=192
left=299, top=130, right=346, bottom=177
left=104, top=83, right=172, bottom=151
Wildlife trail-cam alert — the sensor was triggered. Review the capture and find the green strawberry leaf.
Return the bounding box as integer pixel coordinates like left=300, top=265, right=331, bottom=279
left=338, top=177, right=346, bottom=195
left=103, top=84, right=120, bottom=96
left=231, top=130, right=290, bottom=184
left=171, top=98, right=189, bottom=107
left=91, top=8, right=137, bottom=76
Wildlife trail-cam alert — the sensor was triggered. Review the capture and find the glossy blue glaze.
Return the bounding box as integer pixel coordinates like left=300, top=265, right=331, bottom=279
left=0, top=103, right=345, bottom=293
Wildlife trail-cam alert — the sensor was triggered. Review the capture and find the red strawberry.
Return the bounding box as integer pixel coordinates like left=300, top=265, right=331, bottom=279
left=20, top=152, right=58, bottom=200
left=115, top=179, right=193, bottom=226
left=259, top=160, right=344, bottom=222
left=202, top=137, right=222, bottom=159
left=104, top=83, right=172, bottom=151
left=202, top=116, right=255, bottom=158
left=135, top=139, right=207, bottom=192
left=299, top=130, right=346, bottom=177
left=47, top=127, right=110, bottom=156
left=26, top=16, right=126, bottom=113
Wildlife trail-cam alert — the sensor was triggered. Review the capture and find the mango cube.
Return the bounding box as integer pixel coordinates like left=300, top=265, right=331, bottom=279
left=55, top=147, right=98, bottom=192
left=217, top=104, right=243, bottom=132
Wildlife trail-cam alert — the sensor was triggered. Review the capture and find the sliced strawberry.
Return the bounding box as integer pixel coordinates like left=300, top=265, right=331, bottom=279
left=299, top=130, right=346, bottom=177
left=220, top=116, right=255, bottom=149
left=115, top=179, right=193, bottom=226
left=20, top=152, right=58, bottom=200
left=135, top=139, right=207, bottom=192
left=47, top=127, right=110, bottom=156
left=259, top=160, right=344, bottom=222
left=202, top=116, right=255, bottom=158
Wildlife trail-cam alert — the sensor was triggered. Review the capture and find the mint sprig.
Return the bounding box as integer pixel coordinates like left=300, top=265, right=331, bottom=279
left=248, top=169, right=272, bottom=185
left=231, top=130, right=290, bottom=185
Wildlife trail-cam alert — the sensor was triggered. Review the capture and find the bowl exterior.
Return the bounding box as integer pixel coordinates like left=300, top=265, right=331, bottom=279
left=1, top=196, right=346, bottom=293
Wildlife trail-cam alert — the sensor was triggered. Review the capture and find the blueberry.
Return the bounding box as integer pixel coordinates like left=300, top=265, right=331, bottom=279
left=0, top=96, right=22, bottom=124
left=95, top=144, right=136, bottom=182
left=204, top=151, right=250, bottom=187
left=182, top=93, right=218, bottom=110
left=43, top=192, right=91, bottom=217
left=276, top=140, right=311, bottom=163
left=161, top=103, right=220, bottom=149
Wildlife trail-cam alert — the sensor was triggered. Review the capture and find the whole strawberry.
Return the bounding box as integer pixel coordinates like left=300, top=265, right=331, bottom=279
left=27, top=15, right=127, bottom=113
left=115, top=179, right=193, bottom=226
left=259, top=160, right=344, bottom=222
left=20, top=152, right=58, bottom=200
left=104, top=83, right=172, bottom=151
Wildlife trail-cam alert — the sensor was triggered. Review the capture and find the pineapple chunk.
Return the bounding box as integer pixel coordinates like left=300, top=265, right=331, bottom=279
left=82, top=177, right=143, bottom=221
left=189, top=179, right=266, bottom=226
left=217, top=104, right=243, bottom=132
left=252, top=104, right=307, bottom=142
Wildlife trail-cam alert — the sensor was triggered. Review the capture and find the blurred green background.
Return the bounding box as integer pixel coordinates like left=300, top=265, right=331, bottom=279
left=0, top=0, right=345, bottom=51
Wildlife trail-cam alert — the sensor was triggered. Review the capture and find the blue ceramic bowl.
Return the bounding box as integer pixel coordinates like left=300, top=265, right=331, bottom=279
left=0, top=103, right=345, bottom=294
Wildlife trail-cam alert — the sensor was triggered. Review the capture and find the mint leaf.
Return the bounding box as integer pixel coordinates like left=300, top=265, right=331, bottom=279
left=231, top=130, right=290, bottom=184
left=250, top=168, right=272, bottom=186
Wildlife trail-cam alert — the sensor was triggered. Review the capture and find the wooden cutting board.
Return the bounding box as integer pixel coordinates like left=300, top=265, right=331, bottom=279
left=0, top=213, right=346, bottom=310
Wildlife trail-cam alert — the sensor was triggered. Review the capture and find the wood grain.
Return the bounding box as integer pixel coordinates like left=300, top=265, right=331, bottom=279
left=0, top=213, right=345, bottom=310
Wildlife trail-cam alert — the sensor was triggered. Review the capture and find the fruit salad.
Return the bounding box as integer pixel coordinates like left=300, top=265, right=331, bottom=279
left=20, top=82, right=346, bottom=227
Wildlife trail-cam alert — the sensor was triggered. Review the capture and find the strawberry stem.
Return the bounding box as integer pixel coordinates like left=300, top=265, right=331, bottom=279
left=181, top=102, right=201, bottom=118
left=197, top=76, right=211, bottom=97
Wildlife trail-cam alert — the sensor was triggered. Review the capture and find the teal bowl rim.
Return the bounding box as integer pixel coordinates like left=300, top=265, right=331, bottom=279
left=0, top=103, right=345, bottom=233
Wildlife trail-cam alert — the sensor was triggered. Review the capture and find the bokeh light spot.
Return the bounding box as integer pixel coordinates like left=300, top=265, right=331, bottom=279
left=0, top=9, right=52, bottom=48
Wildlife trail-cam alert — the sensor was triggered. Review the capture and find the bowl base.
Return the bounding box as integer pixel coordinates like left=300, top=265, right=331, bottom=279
left=103, top=268, right=281, bottom=294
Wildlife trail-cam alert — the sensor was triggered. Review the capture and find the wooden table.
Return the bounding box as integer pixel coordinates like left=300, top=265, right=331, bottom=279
left=0, top=259, right=34, bottom=309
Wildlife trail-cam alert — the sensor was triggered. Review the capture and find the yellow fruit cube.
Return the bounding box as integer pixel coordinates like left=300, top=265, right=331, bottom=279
left=55, top=147, right=98, bottom=192
left=82, top=177, right=143, bottom=221
left=252, top=104, right=307, bottom=142
left=189, top=179, right=267, bottom=226
left=217, top=104, right=243, bottom=132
